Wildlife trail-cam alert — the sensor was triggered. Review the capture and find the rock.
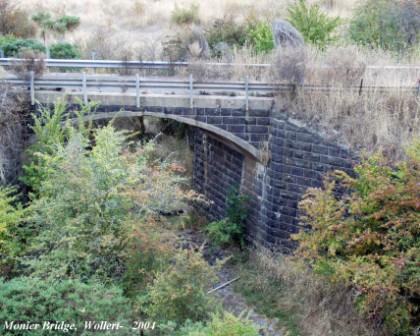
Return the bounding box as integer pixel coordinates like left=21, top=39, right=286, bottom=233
left=162, top=25, right=210, bottom=61
left=212, top=42, right=234, bottom=62
left=272, top=19, right=304, bottom=49
left=186, top=26, right=210, bottom=59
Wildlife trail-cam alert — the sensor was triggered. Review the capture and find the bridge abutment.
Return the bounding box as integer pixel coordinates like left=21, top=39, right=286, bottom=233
left=54, top=97, right=355, bottom=251
left=190, top=111, right=355, bottom=251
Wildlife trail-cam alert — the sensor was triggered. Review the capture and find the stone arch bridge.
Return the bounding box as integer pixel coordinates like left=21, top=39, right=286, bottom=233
left=20, top=74, right=354, bottom=250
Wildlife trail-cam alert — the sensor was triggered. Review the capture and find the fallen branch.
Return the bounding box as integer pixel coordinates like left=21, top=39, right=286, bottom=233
left=208, top=277, right=240, bottom=294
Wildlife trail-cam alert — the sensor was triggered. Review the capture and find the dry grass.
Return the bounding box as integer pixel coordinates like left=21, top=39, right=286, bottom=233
left=15, top=0, right=360, bottom=58
left=272, top=46, right=420, bottom=160
left=237, top=248, right=380, bottom=336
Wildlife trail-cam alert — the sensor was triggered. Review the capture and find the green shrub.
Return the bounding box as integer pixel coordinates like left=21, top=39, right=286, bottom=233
left=49, top=42, right=81, bottom=59
left=0, top=277, right=132, bottom=335
left=55, top=15, right=80, bottom=32
left=206, top=188, right=249, bottom=247
left=171, top=4, right=200, bottom=25
left=21, top=101, right=69, bottom=193
left=21, top=101, right=96, bottom=194
left=246, top=21, right=274, bottom=54
left=293, top=140, right=420, bottom=335
left=349, top=0, right=420, bottom=52
left=206, top=18, right=248, bottom=51
left=32, top=12, right=80, bottom=45
left=0, top=187, right=24, bottom=277
left=142, top=250, right=218, bottom=324
left=122, top=219, right=175, bottom=298
left=288, top=0, right=340, bottom=50
left=0, top=35, right=45, bottom=57
left=176, top=313, right=259, bottom=336
left=26, top=125, right=132, bottom=281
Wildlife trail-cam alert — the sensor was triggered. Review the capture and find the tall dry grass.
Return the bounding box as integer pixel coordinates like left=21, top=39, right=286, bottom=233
left=273, top=46, right=420, bottom=160
left=14, top=0, right=361, bottom=58
left=241, top=248, right=380, bottom=336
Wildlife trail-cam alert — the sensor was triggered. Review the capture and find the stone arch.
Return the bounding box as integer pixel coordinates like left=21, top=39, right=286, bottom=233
left=69, top=110, right=261, bottom=160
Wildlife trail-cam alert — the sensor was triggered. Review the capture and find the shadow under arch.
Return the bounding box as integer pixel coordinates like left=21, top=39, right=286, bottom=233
left=69, top=110, right=261, bottom=160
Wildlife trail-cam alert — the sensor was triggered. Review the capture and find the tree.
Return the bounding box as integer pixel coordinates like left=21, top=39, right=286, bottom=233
left=288, top=0, right=340, bottom=50
left=32, top=12, right=80, bottom=47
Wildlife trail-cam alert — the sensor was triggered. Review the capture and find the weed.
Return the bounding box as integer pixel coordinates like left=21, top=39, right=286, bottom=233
left=171, top=4, right=200, bottom=26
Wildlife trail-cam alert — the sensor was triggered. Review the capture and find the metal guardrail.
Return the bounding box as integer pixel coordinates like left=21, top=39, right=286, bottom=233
left=1, top=72, right=418, bottom=108
left=1, top=58, right=420, bottom=70
left=0, top=58, right=269, bottom=69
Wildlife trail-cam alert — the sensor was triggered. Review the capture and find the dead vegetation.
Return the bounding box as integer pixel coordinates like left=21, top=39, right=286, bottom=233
left=11, top=49, right=45, bottom=80
left=274, top=46, right=420, bottom=160
left=0, top=0, right=35, bottom=37
left=237, top=248, right=379, bottom=336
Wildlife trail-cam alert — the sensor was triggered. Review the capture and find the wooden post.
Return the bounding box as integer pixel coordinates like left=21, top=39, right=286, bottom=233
left=189, top=74, right=194, bottom=109
left=136, top=73, right=140, bottom=108
left=29, top=71, right=35, bottom=106
left=82, top=72, right=88, bottom=104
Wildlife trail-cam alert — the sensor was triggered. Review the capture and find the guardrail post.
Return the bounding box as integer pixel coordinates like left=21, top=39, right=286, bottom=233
left=91, top=52, right=96, bottom=74
left=245, top=76, right=249, bottom=111
left=136, top=73, right=140, bottom=108
left=29, top=71, right=35, bottom=106
left=189, top=74, right=194, bottom=109
left=0, top=49, right=4, bottom=58
left=82, top=72, right=88, bottom=104
left=46, top=48, right=50, bottom=59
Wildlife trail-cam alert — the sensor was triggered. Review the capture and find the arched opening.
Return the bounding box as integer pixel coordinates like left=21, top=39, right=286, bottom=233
left=69, top=110, right=261, bottom=160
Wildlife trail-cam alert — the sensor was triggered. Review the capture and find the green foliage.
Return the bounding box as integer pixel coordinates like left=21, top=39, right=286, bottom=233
left=4, top=99, right=222, bottom=332
left=142, top=250, right=218, bottom=324
left=32, top=12, right=80, bottom=45
left=349, top=0, right=420, bottom=52
left=287, top=0, right=340, bottom=50
left=122, top=220, right=174, bottom=298
left=171, top=4, right=200, bottom=25
left=246, top=21, right=274, bottom=54
left=21, top=101, right=95, bottom=194
left=206, top=219, right=234, bottom=247
left=0, top=35, right=45, bottom=57
left=294, top=140, right=420, bottom=335
left=206, top=18, right=248, bottom=51
left=0, top=187, right=24, bottom=276
left=207, top=19, right=275, bottom=55
left=0, top=277, right=132, bottom=335
left=56, top=15, right=80, bottom=32
left=175, top=313, right=259, bottom=336
left=21, top=101, right=68, bottom=194
left=236, top=260, right=301, bottom=336
left=207, top=188, right=249, bottom=247
left=49, top=42, right=81, bottom=59
left=26, top=126, right=131, bottom=282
